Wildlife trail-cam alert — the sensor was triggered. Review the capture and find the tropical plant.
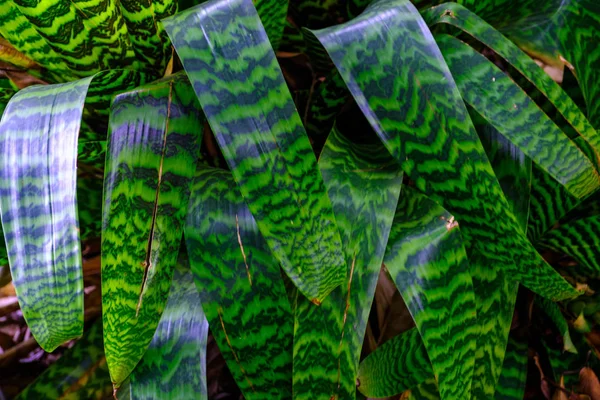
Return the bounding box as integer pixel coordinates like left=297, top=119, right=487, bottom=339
left=0, top=0, right=599, bottom=398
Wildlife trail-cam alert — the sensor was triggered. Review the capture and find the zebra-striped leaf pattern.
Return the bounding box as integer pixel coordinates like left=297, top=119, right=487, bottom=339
left=101, top=72, right=203, bottom=386
left=119, top=255, right=209, bottom=400
left=384, top=185, right=477, bottom=400
left=437, top=33, right=599, bottom=200
left=293, top=126, right=402, bottom=399
left=309, top=0, right=579, bottom=301
left=357, top=328, right=432, bottom=398
left=494, top=334, right=528, bottom=400
left=536, top=296, right=576, bottom=353
left=0, top=69, right=141, bottom=352
left=185, top=166, right=294, bottom=400
left=164, top=0, right=346, bottom=304
left=423, top=2, right=600, bottom=160
left=16, top=321, right=112, bottom=400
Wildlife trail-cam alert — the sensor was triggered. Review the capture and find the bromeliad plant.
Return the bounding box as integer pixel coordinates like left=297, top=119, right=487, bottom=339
left=0, top=0, right=599, bottom=398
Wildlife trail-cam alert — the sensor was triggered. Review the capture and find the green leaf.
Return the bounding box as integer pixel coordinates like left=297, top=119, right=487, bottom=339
left=536, top=296, right=576, bottom=353
left=539, top=214, right=600, bottom=280
left=308, top=0, right=577, bottom=299
left=16, top=321, right=112, bottom=400
left=118, top=254, right=209, bottom=400
left=406, top=379, right=441, bottom=400
left=254, top=0, right=289, bottom=49
left=435, top=33, right=599, bottom=200
left=0, top=70, right=142, bottom=352
left=293, top=126, right=402, bottom=399
left=422, top=2, right=600, bottom=159
left=101, top=72, right=203, bottom=386
left=164, top=0, right=346, bottom=304
left=383, top=185, right=477, bottom=400
left=357, top=328, right=433, bottom=398
left=120, top=0, right=176, bottom=74
left=185, top=166, right=294, bottom=399
left=472, top=110, right=532, bottom=232
left=494, top=334, right=529, bottom=400
left=0, top=0, right=134, bottom=78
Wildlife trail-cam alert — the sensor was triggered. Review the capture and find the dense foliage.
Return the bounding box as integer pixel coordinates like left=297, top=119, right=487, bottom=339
left=0, top=0, right=599, bottom=398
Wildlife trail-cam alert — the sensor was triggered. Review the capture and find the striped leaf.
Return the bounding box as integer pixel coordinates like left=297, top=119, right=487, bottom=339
left=383, top=185, right=477, bottom=400
left=308, top=0, right=579, bottom=301
left=423, top=2, right=600, bottom=160
left=254, top=0, right=289, bottom=49
left=494, top=334, right=529, bottom=400
left=118, top=255, right=209, bottom=400
left=406, top=379, right=441, bottom=400
left=536, top=296, right=576, bottom=353
left=101, top=72, right=203, bottom=386
left=185, top=166, right=294, bottom=399
left=293, top=126, right=402, bottom=399
left=356, top=328, right=432, bottom=398
left=164, top=0, right=346, bottom=304
left=16, top=321, right=112, bottom=400
left=436, top=33, right=599, bottom=200
left=0, top=70, right=142, bottom=351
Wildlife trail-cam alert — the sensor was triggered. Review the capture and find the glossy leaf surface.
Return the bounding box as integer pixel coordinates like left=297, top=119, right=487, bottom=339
left=102, top=72, right=203, bottom=386
left=384, top=185, right=477, bottom=400
left=185, top=166, right=294, bottom=399
left=0, top=70, right=142, bottom=351
left=164, top=0, right=346, bottom=304
left=293, top=126, right=402, bottom=399
left=119, top=256, right=209, bottom=400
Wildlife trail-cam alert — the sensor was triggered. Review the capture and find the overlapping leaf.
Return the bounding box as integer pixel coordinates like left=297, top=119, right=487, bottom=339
left=357, top=327, right=433, bottom=398
left=16, top=322, right=112, bottom=400
left=164, top=0, right=346, bottom=304
left=101, top=72, right=203, bottom=386
left=436, top=33, right=599, bottom=200
left=308, top=0, right=578, bottom=302
left=118, top=255, right=209, bottom=400
left=293, top=126, right=402, bottom=399
left=0, top=70, right=142, bottom=351
left=383, top=185, right=477, bottom=399
left=185, top=166, right=294, bottom=399
left=494, top=335, right=529, bottom=400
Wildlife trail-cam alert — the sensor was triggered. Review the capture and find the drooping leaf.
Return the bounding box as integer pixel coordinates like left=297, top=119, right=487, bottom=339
left=494, top=334, right=529, bottom=400
left=0, top=70, right=143, bottom=351
left=293, top=126, right=402, bottom=399
left=101, top=72, right=203, bottom=386
left=436, top=33, right=599, bottom=200
left=164, top=0, right=346, bottom=304
left=308, top=0, right=578, bottom=302
left=16, top=321, right=112, bottom=400
left=356, top=327, right=432, bottom=398
left=118, top=254, right=209, bottom=400
left=423, top=2, right=600, bottom=160
left=383, top=185, right=477, bottom=400
left=185, top=166, right=293, bottom=399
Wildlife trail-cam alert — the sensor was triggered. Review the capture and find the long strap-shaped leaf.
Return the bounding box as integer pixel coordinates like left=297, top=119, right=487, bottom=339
left=383, top=185, right=477, bottom=399
left=535, top=296, right=576, bottom=353
left=163, top=0, right=346, bottom=304
left=185, top=167, right=294, bottom=399
left=356, top=327, right=433, bottom=398
left=293, top=127, right=402, bottom=399
left=307, top=0, right=578, bottom=301
left=422, top=2, right=600, bottom=159
left=0, top=70, right=142, bottom=352
left=494, top=334, right=529, bottom=400
left=16, top=321, right=112, bottom=400
left=102, top=72, right=203, bottom=386
left=118, top=255, right=209, bottom=400
left=436, top=33, right=599, bottom=200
